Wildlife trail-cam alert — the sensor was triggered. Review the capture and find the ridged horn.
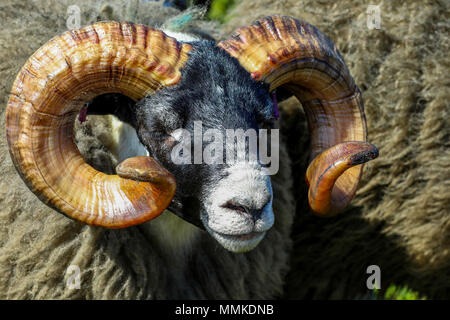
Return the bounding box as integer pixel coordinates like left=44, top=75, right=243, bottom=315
left=6, top=21, right=191, bottom=228
left=219, top=15, right=378, bottom=216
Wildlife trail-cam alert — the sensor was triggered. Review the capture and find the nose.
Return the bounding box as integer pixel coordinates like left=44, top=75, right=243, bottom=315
left=222, top=198, right=271, bottom=222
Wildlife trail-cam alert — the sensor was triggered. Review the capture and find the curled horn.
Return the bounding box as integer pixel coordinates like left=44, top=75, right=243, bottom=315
left=6, top=22, right=191, bottom=228
left=219, top=16, right=378, bottom=216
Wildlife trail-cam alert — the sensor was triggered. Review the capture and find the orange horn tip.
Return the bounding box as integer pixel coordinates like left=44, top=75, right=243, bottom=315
left=116, top=156, right=176, bottom=187
left=306, top=141, right=379, bottom=217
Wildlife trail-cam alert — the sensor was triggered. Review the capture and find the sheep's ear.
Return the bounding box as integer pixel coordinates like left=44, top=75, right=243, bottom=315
left=6, top=22, right=190, bottom=228
left=219, top=16, right=378, bottom=216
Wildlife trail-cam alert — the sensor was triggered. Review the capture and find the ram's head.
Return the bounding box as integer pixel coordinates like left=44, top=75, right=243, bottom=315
left=6, top=16, right=378, bottom=252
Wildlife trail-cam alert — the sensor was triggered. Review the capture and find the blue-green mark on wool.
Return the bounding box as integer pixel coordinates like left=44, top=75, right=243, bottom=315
left=168, top=13, right=193, bottom=30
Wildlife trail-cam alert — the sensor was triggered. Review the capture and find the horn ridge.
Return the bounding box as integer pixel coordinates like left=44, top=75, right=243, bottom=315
left=6, top=22, right=189, bottom=228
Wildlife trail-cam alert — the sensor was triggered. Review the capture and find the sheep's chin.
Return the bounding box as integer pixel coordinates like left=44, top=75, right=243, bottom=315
left=202, top=221, right=266, bottom=253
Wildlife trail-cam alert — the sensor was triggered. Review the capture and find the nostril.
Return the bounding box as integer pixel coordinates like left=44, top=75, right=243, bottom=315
left=222, top=201, right=249, bottom=214
left=221, top=198, right=271, bottom=222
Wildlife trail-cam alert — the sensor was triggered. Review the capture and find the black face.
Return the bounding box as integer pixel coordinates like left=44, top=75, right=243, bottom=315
left=85, top=41, right=277, bottom=250
left=133, top=42, right=275, bottom=227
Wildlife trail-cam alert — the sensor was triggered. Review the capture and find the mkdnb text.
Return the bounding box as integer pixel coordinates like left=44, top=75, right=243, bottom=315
left=175, top=303, right=275, bottom=317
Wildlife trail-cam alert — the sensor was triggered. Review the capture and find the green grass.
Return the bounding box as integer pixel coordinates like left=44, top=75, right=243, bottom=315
left=370, top=285, right=427, bottom=300
left=383, top=284, right=427, bottom=300
left=207, top=0, right=235, bottom=22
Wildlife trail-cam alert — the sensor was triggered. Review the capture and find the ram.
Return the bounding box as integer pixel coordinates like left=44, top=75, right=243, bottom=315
left=0, top=1, right=380, bottom=299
